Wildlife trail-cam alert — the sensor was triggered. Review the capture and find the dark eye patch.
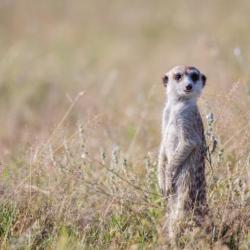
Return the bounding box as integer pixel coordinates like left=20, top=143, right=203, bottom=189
left=174, top=73, right=182, bottom=81
left=190, top=72, right=199, bottom=82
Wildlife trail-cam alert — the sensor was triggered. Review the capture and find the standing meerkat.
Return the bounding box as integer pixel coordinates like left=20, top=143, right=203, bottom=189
left=158, top=65, right=208, bottom=236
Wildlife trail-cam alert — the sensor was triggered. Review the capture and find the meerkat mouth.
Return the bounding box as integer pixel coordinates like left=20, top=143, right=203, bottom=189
left=184, top=90, right=192, bottom=93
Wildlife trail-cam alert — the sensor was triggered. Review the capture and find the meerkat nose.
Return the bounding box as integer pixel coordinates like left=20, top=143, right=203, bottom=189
left=186, top=84, right=193, bottom=91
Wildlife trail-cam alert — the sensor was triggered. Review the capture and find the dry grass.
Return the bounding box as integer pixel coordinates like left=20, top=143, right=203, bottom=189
left=0, top=0, right=249, bottom=249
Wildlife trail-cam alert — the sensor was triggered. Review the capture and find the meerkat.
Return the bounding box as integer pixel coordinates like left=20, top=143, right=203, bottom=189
left=157, top=65, right=208, bottom=236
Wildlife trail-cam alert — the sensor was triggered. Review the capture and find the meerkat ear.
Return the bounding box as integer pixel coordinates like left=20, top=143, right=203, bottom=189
left=201, top=74, right=206, bottom=87
left=162, top=75, right=168, bottom=87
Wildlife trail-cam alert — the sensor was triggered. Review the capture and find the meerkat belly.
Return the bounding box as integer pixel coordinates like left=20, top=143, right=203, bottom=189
left=184, top=148, right=204, bottom=186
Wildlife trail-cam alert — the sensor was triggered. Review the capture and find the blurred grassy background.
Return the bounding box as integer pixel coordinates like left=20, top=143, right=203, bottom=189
left=0, top=0, right=249, bottom=249
left=0, top=0, right=249, bottom=154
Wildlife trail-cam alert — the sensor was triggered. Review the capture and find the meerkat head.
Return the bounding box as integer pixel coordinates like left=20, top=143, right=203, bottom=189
left=162, top=65, right=206, bottom=101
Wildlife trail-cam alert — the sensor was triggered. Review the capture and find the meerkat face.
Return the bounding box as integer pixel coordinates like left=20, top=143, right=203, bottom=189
left=162, top=65, right=206, bottom=100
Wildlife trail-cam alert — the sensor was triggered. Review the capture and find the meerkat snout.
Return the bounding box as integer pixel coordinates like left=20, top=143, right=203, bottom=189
left=185, top=84, right=192, bottom=91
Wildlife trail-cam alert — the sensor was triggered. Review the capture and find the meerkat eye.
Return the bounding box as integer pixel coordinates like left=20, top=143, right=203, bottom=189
left=174, top=73, right=182, bottom=81
left=190, top=72, right=199, bottom=82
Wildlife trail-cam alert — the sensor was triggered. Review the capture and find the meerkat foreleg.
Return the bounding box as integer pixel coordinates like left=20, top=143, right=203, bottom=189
left=167, top=139, right=197, bottom=180
left=157, top=144, right=167, bottom=196
left=166, top=117, right=198, bottom=192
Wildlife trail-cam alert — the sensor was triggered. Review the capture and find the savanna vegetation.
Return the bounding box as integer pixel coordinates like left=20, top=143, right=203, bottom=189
left=0, top=0, right=249, bottom=249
